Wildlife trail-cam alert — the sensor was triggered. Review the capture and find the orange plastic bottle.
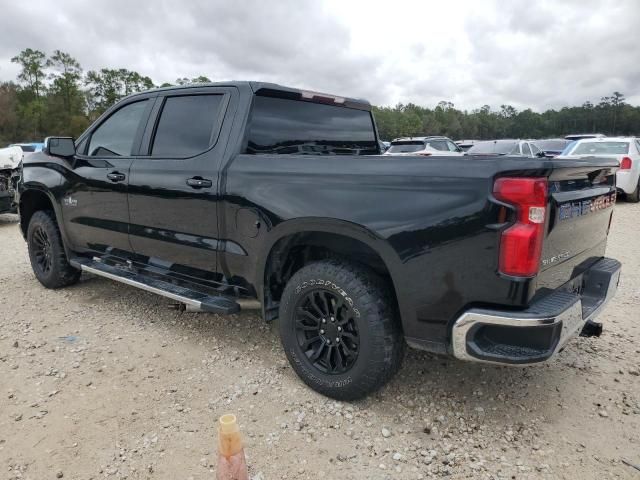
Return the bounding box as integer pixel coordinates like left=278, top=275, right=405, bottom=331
left=216, top=414, right=249, bottom=480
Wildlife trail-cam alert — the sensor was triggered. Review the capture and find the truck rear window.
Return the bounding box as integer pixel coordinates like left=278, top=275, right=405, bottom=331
left=387, top=141, right=424, bottom=153
left=572, top=142, right=629, bottom=155
left=245, top=95, right=378, bottom=155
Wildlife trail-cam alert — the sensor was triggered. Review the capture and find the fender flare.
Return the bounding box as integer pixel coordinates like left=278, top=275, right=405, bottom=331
left=255, top=217, right=404, bottom=311
left=18, top=185, right=73, bottom=258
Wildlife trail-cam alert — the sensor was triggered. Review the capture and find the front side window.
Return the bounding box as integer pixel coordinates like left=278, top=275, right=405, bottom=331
left=151, top=94, right=224, bottom=157
left=88, top=100, right=148, bottom=157
left=530, top=143, right=541, bottom=155
left=446, top=140, right=459, bottom=152
left=522, top=143, right=532, bottom=156
left=245, top=95, right=377, bottom=155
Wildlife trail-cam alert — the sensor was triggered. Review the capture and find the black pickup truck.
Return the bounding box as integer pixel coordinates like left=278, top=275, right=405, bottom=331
left=17, top=82, right=621, bottom=399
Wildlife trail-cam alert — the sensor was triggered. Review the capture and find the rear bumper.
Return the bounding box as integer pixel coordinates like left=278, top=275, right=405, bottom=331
left=451, top=257, right=621, bottom=365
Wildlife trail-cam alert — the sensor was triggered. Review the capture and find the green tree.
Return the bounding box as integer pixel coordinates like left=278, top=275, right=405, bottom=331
left=85, top=68, right=154, bottom=118
left=45, top=50, right=88, bottom=136
left=175, top=76, right=212, bottom=86
left=11, top=48, right=47, bottom=138
left=0, top=82, right=19, bottom=144
left=46, top=50, right=83, bottom=116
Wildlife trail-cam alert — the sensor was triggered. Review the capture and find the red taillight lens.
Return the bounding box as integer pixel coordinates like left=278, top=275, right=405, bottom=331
left=493, top=177, right=548, bottom=277
left=620, top=157, right=632, bottom=169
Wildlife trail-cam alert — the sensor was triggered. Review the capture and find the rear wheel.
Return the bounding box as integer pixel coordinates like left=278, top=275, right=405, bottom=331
left=27, top=210, right=80, bottom=288
left=278, top=259, right=404, bottom=400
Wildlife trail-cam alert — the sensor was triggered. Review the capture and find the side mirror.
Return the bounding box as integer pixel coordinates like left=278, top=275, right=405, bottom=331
left=44, top=137, right=75, bottom=158
left=536, top=151, right=547, bottom=158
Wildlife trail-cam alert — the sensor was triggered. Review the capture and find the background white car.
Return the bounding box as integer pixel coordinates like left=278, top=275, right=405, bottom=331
left=384, top=136, right=464, bottom=156
left=0, top=146, right=23, bottom=214
left=562, top=137, right=640, bottom=202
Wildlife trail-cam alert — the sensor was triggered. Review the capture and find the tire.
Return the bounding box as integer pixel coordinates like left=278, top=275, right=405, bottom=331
left=27, top=210, right=81, bottom=289
left=278, top=259, right=404, bottom=400
left=626, top=180, right=640, bottom=203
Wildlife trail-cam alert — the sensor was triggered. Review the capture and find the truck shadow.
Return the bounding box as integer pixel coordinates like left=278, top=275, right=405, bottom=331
left=76, top=274, right=592, bottom=431
left=0, top=213, right=19, bottom=227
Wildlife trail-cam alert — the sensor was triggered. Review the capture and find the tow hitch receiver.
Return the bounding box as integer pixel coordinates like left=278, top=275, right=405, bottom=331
left=580, top=320, right=603, bottom=337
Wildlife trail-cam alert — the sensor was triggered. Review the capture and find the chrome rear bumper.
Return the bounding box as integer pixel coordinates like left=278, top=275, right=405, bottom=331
left=451, top=258, right=621, bottom=365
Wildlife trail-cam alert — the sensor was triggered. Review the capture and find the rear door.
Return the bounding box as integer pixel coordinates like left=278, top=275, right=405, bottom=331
left=127, top=86, right=237, bottom=274
left=62, top=96, right=154, bottom=255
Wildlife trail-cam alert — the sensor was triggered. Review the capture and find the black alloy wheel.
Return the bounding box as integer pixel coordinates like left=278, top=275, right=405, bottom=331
left=294, top=289, right=360, bottom=374
left=27, top=210, right=81, bottom=289
left=279, top=259, right=404, bottom=400
left=31, top=225, right=53, bottom=275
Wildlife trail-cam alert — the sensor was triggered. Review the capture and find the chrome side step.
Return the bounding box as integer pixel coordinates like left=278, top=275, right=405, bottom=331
left=70, top=257, right=241, bottom=314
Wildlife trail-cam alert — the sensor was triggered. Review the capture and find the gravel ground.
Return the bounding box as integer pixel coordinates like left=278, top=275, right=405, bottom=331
left=1, top=203, right=639, bottom=480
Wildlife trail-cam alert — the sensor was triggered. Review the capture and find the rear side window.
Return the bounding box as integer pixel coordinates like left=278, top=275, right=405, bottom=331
left=245, top=95, right=377, bottom=155
left=572, top=142, right=629, bottom=155
left=388, top=141, right=425, bottom=153
left=152, top=95, right=224, bottom=157
left=88, top=100, right=148, bottom=157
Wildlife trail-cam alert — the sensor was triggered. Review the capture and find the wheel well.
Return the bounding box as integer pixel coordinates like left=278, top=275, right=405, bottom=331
left=263, top=231, right=398, bottom=322
left=19, top=190, right=54, bottom=237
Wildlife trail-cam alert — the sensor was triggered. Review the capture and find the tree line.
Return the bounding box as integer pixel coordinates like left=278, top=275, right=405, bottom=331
left=1, top=48, right=638, bottom=145
left=373, top=93, right=639, bottom=141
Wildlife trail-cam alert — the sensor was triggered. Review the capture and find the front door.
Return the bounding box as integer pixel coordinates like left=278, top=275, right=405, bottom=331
left=61, top=97, right=154, bottom=255
left=127, top=87, right=235, bottom=274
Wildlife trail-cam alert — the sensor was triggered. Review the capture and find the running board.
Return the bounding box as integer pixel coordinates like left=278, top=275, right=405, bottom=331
left=70, top=257, right=240, bottom=314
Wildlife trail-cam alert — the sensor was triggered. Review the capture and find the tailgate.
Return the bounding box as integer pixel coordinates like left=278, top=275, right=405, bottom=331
left=536, top=158, right=618, bottom=291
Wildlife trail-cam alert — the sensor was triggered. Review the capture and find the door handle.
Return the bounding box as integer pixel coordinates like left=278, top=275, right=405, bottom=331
left=107, top=171, right=126, bottom=182
left=186, top=177, right=213, bottom=189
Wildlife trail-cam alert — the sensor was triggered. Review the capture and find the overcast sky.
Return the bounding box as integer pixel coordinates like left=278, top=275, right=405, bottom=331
left=1, top=0, right=638, bottom=111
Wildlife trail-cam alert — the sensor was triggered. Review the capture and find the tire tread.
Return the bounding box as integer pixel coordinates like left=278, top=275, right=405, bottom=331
left=27, top=210, right=80, bottom=289
left=279, top=259, right=404, bottom=400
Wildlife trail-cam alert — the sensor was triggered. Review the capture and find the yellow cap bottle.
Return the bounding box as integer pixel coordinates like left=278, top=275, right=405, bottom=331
left=217, top=414, right=248, bottom=480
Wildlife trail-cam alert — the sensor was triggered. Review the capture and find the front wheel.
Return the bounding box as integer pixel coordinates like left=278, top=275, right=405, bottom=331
left=278, top=260, right=404, bottom=400
left=27, top=210, right=81, bottom=289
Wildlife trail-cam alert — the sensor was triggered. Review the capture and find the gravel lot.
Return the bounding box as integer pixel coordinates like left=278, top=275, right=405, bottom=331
left=1, top=204, right=639, bottom=480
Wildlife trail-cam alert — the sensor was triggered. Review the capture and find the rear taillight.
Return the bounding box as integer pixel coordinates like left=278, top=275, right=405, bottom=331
left=620, top=157, right=632, bottom=169
left=493, top=177, right=548, bottom=277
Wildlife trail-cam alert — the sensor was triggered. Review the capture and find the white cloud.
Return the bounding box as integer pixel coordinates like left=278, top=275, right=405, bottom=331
left=0, top=0, right=638, bottom=110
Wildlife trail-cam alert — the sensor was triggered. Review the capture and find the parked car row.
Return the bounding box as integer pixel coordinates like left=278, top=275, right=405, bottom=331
left=379, top=134, right=638, bottom=203
left=561, top=136, right=640, bottom=202
left=382, top=137, right=546, bottom=158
